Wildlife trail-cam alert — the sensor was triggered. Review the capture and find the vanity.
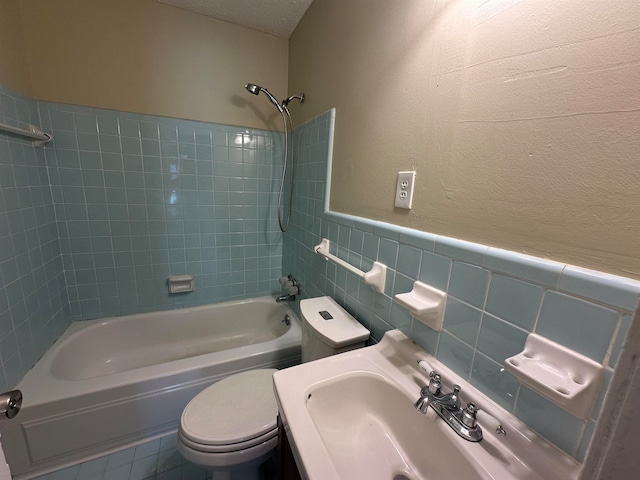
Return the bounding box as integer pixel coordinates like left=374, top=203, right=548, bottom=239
left=273, top=330, right=581, bottom=480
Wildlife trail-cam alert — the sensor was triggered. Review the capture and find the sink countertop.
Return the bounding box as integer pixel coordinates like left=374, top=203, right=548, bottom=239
left=273, top=330, right=581, bottom=480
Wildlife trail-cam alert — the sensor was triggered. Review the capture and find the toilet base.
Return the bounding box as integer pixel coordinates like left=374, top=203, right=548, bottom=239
left=206, top=450, right=277, bottom=480
left=178, top=436, right=277, bottom=480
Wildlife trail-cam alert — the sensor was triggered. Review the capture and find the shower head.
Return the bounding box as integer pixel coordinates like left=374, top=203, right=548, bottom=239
left=244, top=83, right=283, bottom=113
left=245, top=83, right=261, bottom=95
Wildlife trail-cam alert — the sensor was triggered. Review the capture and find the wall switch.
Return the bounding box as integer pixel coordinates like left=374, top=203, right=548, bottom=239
left=395, top=171, right=416, bottom=209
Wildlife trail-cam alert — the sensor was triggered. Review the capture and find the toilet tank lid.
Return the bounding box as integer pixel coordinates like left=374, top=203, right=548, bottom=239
left=300, top=296, right=370, bottom=348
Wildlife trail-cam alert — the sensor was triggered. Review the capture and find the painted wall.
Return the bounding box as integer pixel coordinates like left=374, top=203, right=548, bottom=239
left=288, top=0, right=640, bottom=280
left=0, top=0, right=31, bottom=96
left=18, top=0, right=288, bottom=131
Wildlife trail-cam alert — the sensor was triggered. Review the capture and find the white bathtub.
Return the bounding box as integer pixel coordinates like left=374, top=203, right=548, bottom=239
left=1, top=296, right=301, bottom=479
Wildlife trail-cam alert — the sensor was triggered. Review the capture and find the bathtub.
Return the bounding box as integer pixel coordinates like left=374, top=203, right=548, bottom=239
left=0, top=296, right=302, bottom=479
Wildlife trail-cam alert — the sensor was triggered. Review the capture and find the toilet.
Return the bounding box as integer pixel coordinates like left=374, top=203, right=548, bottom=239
left=176, top=296, right=370, bottom=479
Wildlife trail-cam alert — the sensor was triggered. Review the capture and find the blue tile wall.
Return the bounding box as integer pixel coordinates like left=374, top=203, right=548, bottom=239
left=32, top=432, right=209, bottom=480
left=38, top=102, right=285, bottom=320
left=0, top=84, right=69, bottom=392
left=283, top=108, right=640, bottom=461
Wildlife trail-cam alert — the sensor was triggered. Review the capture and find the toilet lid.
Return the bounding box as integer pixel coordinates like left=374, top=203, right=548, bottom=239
left=181, top=369, right=278, bottom=447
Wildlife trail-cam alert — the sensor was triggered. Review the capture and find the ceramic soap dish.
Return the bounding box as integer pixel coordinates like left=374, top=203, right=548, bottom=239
left=504, top=333, right=604, bottom=419
left=393, top=281, right=447, bottom=331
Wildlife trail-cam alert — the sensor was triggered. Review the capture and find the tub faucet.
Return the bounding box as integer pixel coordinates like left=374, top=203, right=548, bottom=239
left=276, top=294, right=295, bottom=302
left=277, top=274, right=300, bottom=302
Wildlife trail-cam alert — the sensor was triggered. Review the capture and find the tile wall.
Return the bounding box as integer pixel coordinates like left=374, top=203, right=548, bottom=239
left=38, top=102, right=285, bottom=320
left=31, top=433, right=207, bottom=480
left=0, top=85, right=69, bottom=392
left=283, top=109, right=640, bottom=461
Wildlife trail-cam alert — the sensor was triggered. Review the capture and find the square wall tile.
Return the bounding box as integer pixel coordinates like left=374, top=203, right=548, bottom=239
left=436, top=331, right=474, bottom=380
left=448, top=262, right=490, bottom=308
left=418, top=251, right=451, bottom=292
left=476, top=313, right=528, bottom=364
left=515, top=386, right=584, bottom=455
left=411, top=320, right=440, bottom=355
left=396, top=244, right=421, bottom=278
left=485, top=274, right=543, bottom=331
left=443, top=297, right=482, bottom=346
left=378, top=238, right=399, bottom=269
left=471, top=352, right=519, bottom=411
left=536, top=291, right=619, bottom=362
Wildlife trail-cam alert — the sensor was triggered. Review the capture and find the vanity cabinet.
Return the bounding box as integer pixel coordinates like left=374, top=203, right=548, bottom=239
left=277, top=415, right=301, bottom=480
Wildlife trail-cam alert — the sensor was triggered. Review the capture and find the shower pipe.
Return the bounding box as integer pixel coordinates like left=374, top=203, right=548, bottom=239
left=245, top=83, right=304, bottom=232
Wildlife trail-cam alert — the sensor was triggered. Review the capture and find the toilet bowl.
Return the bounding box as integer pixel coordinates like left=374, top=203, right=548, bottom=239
left=177, top=369, right=278, bottom=477
left=177, top=296, right=370, bottom=477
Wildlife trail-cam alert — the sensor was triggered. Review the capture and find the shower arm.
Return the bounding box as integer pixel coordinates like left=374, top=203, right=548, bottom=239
left=282, top=94, right=305, bottom=108
left=282, top=94, right=304, bottom=124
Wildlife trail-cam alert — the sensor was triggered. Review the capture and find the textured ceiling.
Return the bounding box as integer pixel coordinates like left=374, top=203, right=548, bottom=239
left=156, top=0, right=313, bottom=38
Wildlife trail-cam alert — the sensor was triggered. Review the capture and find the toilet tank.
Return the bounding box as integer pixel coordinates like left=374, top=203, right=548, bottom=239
left=300, top=296, right=370, bottom=363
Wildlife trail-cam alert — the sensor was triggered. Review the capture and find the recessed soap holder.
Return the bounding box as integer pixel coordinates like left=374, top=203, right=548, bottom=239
left=393, top=281, right=447, bottom=331
left=504, top=333, right=604, bottom=419
left=168, top=275, right=195, bottom=294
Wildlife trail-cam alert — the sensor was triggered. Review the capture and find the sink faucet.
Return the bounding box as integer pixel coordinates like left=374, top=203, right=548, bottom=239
left=415, top=373, right=457, bottom=412
left=415, top=369, right=503, bottom=442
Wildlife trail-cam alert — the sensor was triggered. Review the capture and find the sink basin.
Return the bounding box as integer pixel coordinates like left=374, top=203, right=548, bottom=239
left=273, top=330, right=580, bottom=480
left=306, top=371, right=481, bottom=480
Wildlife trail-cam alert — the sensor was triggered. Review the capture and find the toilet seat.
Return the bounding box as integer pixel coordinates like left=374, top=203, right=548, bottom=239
left=177, top=368, right=279, bottom=469
left=178, top=427, right=277, bottom=453
left=177, top=430, right=278, bottom=469
left=180, top=368, right=278, bottom=447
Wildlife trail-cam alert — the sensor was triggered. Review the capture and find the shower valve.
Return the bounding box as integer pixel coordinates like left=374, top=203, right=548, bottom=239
left=277, top=275, right=300, bottom=302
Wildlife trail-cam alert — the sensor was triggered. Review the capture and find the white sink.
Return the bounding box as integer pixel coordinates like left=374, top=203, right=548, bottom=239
left=306, top=371, right=482, bottom=479
left=273, top=330, right=581, bottom=480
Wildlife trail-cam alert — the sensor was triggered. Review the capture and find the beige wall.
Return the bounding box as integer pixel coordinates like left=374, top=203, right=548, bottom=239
left=289, top=0, right=640, bottom=280
left=0, top=0, right=32, bottom=95
left=17, top=0, right=288, bottom=130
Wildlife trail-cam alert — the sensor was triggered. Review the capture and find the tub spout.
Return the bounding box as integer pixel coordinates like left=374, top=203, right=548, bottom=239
left=276, top=294, right=295, bottom=303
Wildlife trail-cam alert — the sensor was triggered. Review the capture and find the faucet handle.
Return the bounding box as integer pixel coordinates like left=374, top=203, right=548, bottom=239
left=417, top=359, right=436, bottom=377
left=461, top=402, right=479, bottom=429
left=477, top=409, right=506, bottom=436
left=428, top=374, right=442, bottom=395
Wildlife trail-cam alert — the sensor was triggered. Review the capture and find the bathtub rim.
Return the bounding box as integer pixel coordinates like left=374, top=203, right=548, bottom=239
left=16, top=295, right=301, bottom=407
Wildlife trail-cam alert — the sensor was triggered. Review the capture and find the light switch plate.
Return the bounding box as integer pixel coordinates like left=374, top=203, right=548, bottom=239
left=395, top=171, right=416, bottom=209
